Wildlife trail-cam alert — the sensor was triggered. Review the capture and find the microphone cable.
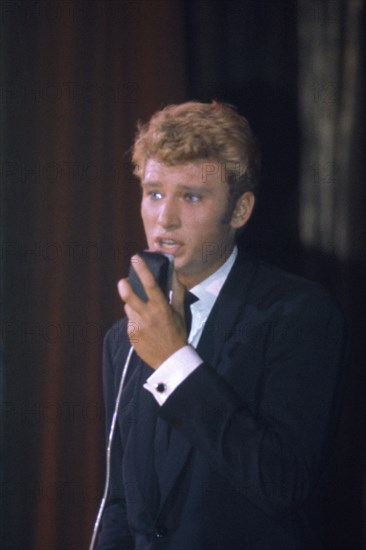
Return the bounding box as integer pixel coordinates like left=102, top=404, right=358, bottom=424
left=88, top=345, right=135, bottom=550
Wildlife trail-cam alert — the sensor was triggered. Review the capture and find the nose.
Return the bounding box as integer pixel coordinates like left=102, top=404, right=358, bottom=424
left=158, top=197, right=180, bottom=229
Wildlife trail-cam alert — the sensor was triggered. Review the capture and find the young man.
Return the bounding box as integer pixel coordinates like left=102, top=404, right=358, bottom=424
left=96, top=101, right=347, bottom=550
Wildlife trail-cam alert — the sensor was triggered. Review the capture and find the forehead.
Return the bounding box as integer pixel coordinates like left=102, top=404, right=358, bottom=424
left=143, top=158, right=227, bottom=186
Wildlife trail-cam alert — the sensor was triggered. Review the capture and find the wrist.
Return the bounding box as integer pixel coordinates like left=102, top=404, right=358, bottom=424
left=151, top=341, right=187, bottom=370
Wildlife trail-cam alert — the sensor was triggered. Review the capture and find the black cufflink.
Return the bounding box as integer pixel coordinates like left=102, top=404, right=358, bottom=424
left=155, top=383, right=167, bottom=393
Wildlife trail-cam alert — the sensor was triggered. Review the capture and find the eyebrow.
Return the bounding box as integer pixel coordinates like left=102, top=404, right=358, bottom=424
left=141, top=181, right=213, bottom=193
left=140, top=181, right=162, bottom=192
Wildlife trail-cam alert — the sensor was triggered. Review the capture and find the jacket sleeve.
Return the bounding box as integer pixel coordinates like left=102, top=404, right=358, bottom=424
left=95, top=323, right=134, bottom=550
left=159, top=286, right=348, bottom=518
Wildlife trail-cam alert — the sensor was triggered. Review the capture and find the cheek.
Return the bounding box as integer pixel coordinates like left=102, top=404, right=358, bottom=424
left=141, top=204, right=154, bottom=226
left=185, top=211, right=223, bottom=239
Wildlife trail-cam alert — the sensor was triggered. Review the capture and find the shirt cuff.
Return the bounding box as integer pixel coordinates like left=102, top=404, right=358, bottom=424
left=143, top=345, right=203, bottom=405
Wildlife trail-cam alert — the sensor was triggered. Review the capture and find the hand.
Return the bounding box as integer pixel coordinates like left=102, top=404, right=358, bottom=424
left=117, top=255, right=188, bottom=369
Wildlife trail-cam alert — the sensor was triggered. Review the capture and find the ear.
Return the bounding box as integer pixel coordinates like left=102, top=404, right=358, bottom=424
left=229, top=192, right=255, bottom=229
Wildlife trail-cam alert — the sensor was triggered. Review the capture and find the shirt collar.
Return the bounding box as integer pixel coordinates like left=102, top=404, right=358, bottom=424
left=190, top=245, right=238, bottom=303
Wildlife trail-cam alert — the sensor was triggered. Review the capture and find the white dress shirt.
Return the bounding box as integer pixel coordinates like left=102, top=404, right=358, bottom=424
left=143, top=246, right=238, bottom=405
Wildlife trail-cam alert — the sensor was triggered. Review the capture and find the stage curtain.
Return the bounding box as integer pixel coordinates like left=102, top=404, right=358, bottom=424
left=297, top=1, right=365, bottom=548
left=2, top=2, right=187, bottom=549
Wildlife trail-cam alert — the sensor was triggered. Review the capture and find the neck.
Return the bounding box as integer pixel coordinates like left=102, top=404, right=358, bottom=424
left=177, top=244, right=236, bottom=289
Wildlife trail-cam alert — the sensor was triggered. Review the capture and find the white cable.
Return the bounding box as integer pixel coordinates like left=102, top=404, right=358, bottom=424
left=88, top=345, right=135, bottom=550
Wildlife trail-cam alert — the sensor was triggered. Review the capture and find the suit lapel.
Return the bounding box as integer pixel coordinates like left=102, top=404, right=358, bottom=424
left=197, top=248, right=257, bottom=371
left=156, top=249, right=258, bottom=509
left=131, top=356, right=161, bottom=514
left=131, top=354, right=194, bottom=514
left=157, top=424, right=193, bottom=508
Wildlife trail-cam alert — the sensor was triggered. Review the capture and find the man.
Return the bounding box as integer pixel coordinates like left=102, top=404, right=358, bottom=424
left=96, top=101, right=347, bottom=549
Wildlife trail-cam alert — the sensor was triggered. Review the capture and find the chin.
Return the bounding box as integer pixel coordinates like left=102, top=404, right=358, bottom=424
left=173, top=260, right=189, bottom=274
left=173, top=260, right=185, bottom=272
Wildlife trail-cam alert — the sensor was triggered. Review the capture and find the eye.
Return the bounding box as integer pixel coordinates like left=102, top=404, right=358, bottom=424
left=185, top=193, right=202, bottom=203
left=147, top=191, right=163, bottom=200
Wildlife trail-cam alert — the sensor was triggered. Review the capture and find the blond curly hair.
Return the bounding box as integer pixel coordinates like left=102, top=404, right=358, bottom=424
left=132, top=101, right=260, bottom=221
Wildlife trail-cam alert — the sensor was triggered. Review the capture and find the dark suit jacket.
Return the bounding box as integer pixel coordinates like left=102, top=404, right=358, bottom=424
left=96, top=248, right=347, bottom=550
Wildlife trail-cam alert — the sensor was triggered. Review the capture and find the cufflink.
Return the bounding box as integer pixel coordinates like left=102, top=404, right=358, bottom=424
left=155, top=383, right=167, bottom=393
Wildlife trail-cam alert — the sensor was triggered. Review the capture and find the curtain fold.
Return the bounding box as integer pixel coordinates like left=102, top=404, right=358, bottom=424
left=3, top=2, right=187, bottom=549
left=297, top=2, right=365, bottom=549
left=298, top=0, right=364, bottom=262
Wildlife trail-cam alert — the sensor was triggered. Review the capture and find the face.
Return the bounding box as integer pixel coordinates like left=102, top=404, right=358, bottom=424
left=140, top=159, right=254, bottom=288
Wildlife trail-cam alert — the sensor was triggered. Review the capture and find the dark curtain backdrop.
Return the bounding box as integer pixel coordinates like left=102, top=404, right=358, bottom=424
left=2, top=2, right=187, bottom=549
left=1, top=1, right=364, bottom=550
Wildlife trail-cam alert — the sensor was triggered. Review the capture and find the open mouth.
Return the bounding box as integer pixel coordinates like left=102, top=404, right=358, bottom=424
left=155, top=238, right=183, bottom=254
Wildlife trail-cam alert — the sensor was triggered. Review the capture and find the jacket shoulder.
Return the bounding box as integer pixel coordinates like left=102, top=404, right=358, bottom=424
left=250, top=257, right=340, bottom=310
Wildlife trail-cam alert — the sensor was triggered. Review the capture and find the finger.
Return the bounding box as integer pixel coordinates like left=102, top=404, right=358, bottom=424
left=123, top=302, right=140, bottom=324
left=117, top=278, right=146, bottom=312
left=170, top=270, right=185, bottom=316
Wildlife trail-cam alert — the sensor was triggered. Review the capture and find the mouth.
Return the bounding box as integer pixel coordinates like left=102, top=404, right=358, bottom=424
left=154, top=237, right=183, bottom=254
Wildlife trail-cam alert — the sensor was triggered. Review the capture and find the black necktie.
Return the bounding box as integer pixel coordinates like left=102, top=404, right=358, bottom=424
left=154, top=290, right=199, bottom=494
left=184, top=290, right=198, bottom=336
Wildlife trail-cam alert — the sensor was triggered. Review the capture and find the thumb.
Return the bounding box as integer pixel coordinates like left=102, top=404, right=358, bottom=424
left=170, top=270, right=185, bottom=317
